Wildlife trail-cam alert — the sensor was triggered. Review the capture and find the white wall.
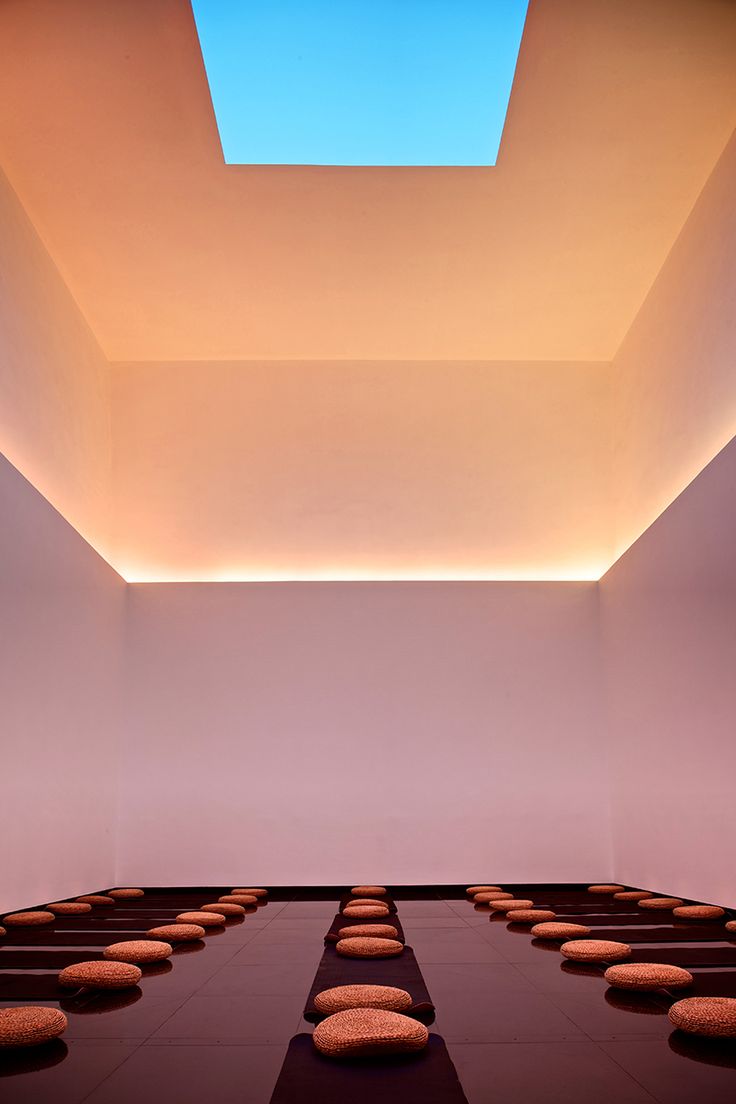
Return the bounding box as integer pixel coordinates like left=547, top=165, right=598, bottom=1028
left=0, top=453, right=124, bottom=914
left=601, top=436, right=736, bottom=908
left=119, top=581, right=610, bottom=886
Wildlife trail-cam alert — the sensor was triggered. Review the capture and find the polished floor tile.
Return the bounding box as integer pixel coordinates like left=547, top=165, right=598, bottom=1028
left=84, top=1043, right=287, bottom=1104
left=547, top=990, right=673, bottom=1041
left=0, top=1042, right=138, bottom=1104
left=408, top=929, right=506, bottom=964
left=600, top=1037, right=736, bottom=1104
left=450, top=1041, right=658, bottom=1103
left=150, top=993, right=303, bottom=1044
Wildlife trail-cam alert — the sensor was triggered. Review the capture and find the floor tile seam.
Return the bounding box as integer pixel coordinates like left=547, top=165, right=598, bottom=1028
left=75, top=1039, right=148, bottom=1104
left=588, top=1039, right=662, bottom=1102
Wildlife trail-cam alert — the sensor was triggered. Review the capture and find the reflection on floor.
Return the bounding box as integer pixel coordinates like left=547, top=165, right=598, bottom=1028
left=0, top=886, right=735, bottom=1102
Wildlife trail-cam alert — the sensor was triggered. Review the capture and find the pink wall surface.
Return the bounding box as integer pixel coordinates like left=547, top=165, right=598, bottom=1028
left=0, top=165, right=111, bottom=561
left=119, top=581, right=610, bottom=886
left=612, top=129, right=736, bottom=561
left=0, top=452, right=124, bottom=914
left=600, top=435, right=736, bottom=908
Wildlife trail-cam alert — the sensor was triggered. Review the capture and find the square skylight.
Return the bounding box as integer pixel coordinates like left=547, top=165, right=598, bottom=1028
left=192, top=0, right=529, bottom=166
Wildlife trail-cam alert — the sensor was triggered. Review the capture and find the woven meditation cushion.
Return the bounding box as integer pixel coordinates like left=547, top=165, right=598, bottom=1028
left=58, top=960, right=143, bottom=989
left=231, top=888, right=267, bottom=898
left=531, top=921, right=592, bottom=940
left=313, top=1008, right=428, bottom=1057
left=201, top=902, right=245, bottom=916
left=0, top=1007, right=68, bottom=1048
left=673, top=905, right=725, bottom=920
left=474, top=891, right=513, bottom=903
left=176, top=910, right=226, bottom=927
left=488, top=899, right=534, bottom=912
left=219, top=895, right=257, bottom=906
left=613, top=890, right=653, bottom=901
left=507, top=909, right=556, bottom=923
left=638, top=897, right=683, bottom=910
left=342, top=904, right=390, bottom=918
left=108, top=888, right=144, bottom=899
left=348, top=898, right=387, bottom=908
left=0, top=927, right=5, bottom=938
left=148, top=923, right=206, bottom=942
left=587, top=884, right=625, bottom=894
left=467, top=886, right=503, bottom=896
left=351, top=886, right=387, bottom=897
left=3, top=911, right=55, bottom=926
left=604, top=963, right=693, bottom=991
left=104, top=940, right=173, bottom=964
left=669, top=997, right=736, bottom=1038
left=561, top=939, right=631, bottom=963
left=338, top=924, right=399, bottom=940
left=76, top=895, right=115, bottom=906
left=314, top=984, right=412, bottom=1014
left=336, top=936, right=404, bottom=958
left=46, top=901, right=92, bottom=915
left=726, top=920, right=736, bottom=933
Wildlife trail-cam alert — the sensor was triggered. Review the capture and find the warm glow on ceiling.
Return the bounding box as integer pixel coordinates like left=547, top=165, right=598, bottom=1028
left=120, top=564, right=607, bottom=584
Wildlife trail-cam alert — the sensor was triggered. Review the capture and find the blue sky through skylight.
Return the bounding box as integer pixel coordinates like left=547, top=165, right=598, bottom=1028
left=191, top=1, right=529, bottom=166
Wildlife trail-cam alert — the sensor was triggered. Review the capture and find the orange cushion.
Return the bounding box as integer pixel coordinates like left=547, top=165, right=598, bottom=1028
left=313, top=1008, right=428, bottom=1057
left=336, top=936, right=403, bottom=958
left=46, top=902, right=92, bottom=914
left=337, top=924, right=399, bottom=940
left=176, top=911, right=226, bottom=927
left=507, top=909, right=556, bottom=923
left=669, top=997, right=736, bottom=1038
left=561, top=939, right=631, bottom=963
left=587, top=885, right=625, bottom=894
left=108, top=888, right=144, bottom=899
left=0, top=1007, right=67, bottom=1048
left=488, top=899, right=534, bottom=912
left=231, top=888, right=268, bottom=897
left=103, top=940, right=172, bottom=964
left=3, top=911, right=55, bottom=926
left=342, top=904, right=390, bottom=918
left=58, top=961, right=142, bottom=989
left=201, top=902, right=245, bottom=916
left=351, top=886, right=387, bottom=896
left=613, top=890, right=653, bottom=901
left=76, top=895, right=115, bottom=906
left=467, top=886, right=503, bottom=896
left=531, top=922, right=591, bottom=939
left=638, top=897, right=683, bottom=910
left=672, top=905, right=725, bottom=920
left=604, top=963, right=693, bottom=991
left=147, top=924, right=205, bottom=942
left=314, top=984, right=411, bottom=1014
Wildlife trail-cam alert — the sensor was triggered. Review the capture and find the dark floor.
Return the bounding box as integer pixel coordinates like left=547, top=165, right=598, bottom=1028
left=1, top=887, right=735, bottom=1102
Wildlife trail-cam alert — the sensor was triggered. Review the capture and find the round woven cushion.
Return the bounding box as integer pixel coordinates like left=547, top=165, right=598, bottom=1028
left=0, top=927, right=5, bottom=938
left=76, top=895, right=115, bottom=906
left=467, top=886, right=502, bottom=896
left=613, top=890, right=653, bottom=901
left=474, top=891, right=513, bottom=903
left=507, top=909, right=557, bottom=923
left=0, top=1007, right=67, bottom=1048
left=342, top=904, right=390, bottom=918
left=58, top=960, right=142, bottom=989
left=531, top=922, right=592, bottom=939
left=336, top=937, right=404, bottom=959
left=669, top=997, right=736, bottom=1038
left=176, top=911, right=226, bottom=927
left=147, top=924, right=205, bottom=942
left=672, top=905, right=725, bottom=920
left=638, top=897, right=683, bottom=910
left=351, top=886, right=387, bottom=897
left=561, top=939, right=631, bottom=963
left=488, top=899, right=534, bottom=912
left=103, top=940, right=172, bottom=964
left=587, top=885, right=625, bottom=894
left=314, top=984, right=412, bottom=1014
left=604, top=963, right=693, bottom=991
left=108, top=888, right=144, bottom=899
left=338, top=924, right=399, bottom=940
left=46, top=901, right=92, bottom=915
left=3, top=911, right=55, bottom=926
left=313, top=1008, right=428, bottom=1057
left=348, top=898, right=387, bottom=908
left=219, top=895, right=257, bottom=906
left=201, top=902, right=244, bottom=916
left=726, top=920, right=736, bottom=933
left=231, top=888, right=267, bottom=898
